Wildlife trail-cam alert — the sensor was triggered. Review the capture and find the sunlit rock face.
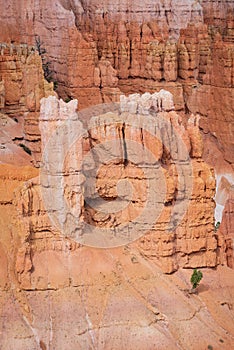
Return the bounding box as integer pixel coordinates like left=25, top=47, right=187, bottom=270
left=1, top=92, right=232, bottom=349
left=0, top=1, right=233, bottom=348
left=11, top=92, right=217, bottom=286
left=0, top=0, right=232, bottom=182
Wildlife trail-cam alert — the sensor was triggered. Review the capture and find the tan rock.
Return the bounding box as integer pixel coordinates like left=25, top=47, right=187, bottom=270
left=218, top=189, right=234, bottom=268
left=12, top=93, right=216, bottom=274
left=0, top=1, right=233, bottom=347
left=0, top=44, right=55, bottom=164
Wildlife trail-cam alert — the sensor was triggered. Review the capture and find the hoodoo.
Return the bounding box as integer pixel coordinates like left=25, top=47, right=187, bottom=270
left=0, top=1, right=233, bottom=349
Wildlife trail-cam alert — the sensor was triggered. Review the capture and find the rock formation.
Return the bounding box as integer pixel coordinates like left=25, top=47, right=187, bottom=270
left=13, top=92, right=218, bottom=284
left=217, top=180, right=234, bottom=269
left=0, top=43, right=55, bottom=164
left=0, top=0, right=232, bottom=210
left=0, top=1, right=233, bottom=349
left=0, top=92, right=233, bottom=349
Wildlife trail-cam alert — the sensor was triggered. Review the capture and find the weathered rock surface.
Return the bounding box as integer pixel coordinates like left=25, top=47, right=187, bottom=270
left=0, top=1, right=232, bottom=191
left=0, top=162, right=233, bottom=350
left=217, top=184, right=234, bottom=269
left=11, top=93, right=220, bottom=283
left=0, top=1, right=233, bottom=348
left=0, top=43, right=55, bottom=164
left=0, top=89, right=233, bottom=349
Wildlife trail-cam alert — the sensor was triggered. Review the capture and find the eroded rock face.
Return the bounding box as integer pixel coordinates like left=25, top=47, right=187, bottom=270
left=0, top=2, right=233, bottom=348
left=0, top=1, right=233, bottom=171
left=10, top=92, right=219, bottom=282
left=0, top=90, right=232, bottom=349
left=0, top=43, right=55, bottom=164
left=0, top=91, right=233, bottom=349
left=217, top=182, right=234, bottom=269
left=0, top=1, right=232, bottom=175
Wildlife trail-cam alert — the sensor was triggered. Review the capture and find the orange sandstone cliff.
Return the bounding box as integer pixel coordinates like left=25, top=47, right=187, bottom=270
left=0, top=0, right=233, bottom=199
left=0, top=1, right=233, bottom=349
left=0, top=89, right=234, bottom=349
left=0, top=1, right=233, bottom=166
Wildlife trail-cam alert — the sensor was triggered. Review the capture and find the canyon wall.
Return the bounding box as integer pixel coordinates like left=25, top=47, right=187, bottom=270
left=0, top=2, right=233, bottom=348
left=12, top=92, right=219, bottom=285
left=0, top=92, right=233, bottom=349
left=0, top=43, right=55, bottom=164
left=0, top=0, right=232, bottom=209
left=0, top=0, right=232, bottom=292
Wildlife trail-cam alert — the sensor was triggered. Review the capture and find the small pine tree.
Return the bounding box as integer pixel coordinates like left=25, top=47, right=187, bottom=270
left=190, top=269, right=203, bottom=290
left=215, top=221, right=220, bottom=232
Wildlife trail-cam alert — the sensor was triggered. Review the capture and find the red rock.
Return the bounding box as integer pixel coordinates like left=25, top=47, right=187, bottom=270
left=11, top=93, right=218, bottom=280
left=0, top=44, right=55, bottom=164
left=0, top=1, right=233, bottom=348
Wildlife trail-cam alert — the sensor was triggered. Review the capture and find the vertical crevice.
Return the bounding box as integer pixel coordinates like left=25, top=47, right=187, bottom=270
left=122, top=123, right=128, bottom=167
left=140, top=127, right=144, bottom=148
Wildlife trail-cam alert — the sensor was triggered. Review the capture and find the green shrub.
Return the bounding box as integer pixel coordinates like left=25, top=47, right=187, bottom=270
left=215, top=221, right=220, bottom=232
left=65, top=97, right=72, bottom=103
left=190, top=269, right=203, bottom=290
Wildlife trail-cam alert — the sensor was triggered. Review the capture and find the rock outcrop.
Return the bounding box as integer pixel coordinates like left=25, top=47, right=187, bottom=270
left=12, top=92, right=218, bottom=283
left=0, top=43, right=55, bottom=164
left=0, top=92, right=233, bottom=349
left=217, top=183, right=234, bottom=269
left=0, top=1, right=233, bottom=348
left=0, top=1, right=232, bottom=183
